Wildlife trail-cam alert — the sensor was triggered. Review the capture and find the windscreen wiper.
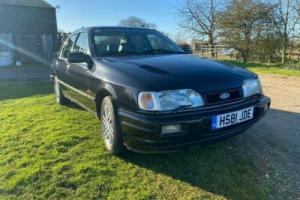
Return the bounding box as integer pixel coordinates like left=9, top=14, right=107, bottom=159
left=143, top=49, right=185, bottom=54
left=101, top=51, right=142, bottom=56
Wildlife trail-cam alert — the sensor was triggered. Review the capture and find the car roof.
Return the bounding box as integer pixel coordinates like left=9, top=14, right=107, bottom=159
left=72, top=26, right=156, bottom=34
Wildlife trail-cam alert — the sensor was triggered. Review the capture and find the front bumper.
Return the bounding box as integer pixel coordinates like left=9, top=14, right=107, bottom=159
left=119, top=95, right=271, bottom=153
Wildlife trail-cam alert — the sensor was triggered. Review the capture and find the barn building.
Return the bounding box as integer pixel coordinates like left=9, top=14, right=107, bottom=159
left=0, top=0, right=57, bottom=66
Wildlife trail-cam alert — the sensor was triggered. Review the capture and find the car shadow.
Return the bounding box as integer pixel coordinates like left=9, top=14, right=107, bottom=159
left=120, top=142, right=256, bottom=199
left=233, top=108, right=300, bottom=170
left=64, top=101, right=85, bottom=111
left=118, top=108, right=300, bottom=199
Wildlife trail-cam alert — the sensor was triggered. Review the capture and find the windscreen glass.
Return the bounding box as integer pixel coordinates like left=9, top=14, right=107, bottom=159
left=93, top=29, right=184, bottom=56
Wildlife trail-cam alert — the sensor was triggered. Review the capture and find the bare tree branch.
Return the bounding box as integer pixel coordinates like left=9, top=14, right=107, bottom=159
left=177, top=0, right=222, bottom=57
left=119, top=16, right=157, bottom=29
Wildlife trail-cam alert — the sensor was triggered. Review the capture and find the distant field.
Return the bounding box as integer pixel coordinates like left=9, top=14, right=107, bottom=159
left=222, top=60, right=300, bottom=76
left=0, top=81, right=268, bottom=200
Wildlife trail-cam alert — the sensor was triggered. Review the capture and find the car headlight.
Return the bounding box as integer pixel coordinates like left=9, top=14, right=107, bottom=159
left=138, top=89, right=204, bottom=111
left=242, top=78, right=262, bottom=97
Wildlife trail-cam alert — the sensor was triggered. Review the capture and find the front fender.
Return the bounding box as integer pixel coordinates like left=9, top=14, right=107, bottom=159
left=103, top=83, right=118, bottom=99
left=95, top=82, right=138, bottom=113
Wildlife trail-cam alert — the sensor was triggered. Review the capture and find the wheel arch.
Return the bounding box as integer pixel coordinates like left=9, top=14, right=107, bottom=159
left=95, top=83, right=118, bottom=116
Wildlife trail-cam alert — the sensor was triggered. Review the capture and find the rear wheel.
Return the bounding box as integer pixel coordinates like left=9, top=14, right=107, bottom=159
left=100, top=96, right=125, bottom=155
left=54, top=76, right=69, bottom=105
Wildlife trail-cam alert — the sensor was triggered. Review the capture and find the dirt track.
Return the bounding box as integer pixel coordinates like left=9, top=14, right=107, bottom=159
left=233, top=74, right=300, bottom=199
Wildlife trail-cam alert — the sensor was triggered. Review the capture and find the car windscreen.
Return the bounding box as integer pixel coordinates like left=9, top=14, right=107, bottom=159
left=92, top=28, right=184, bottom=57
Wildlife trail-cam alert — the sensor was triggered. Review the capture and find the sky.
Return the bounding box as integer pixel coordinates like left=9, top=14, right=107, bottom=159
left=47, top=0, right=184, bottom=34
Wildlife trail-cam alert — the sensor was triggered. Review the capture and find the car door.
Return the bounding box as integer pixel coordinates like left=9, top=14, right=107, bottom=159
left=64, top=31, right=96, bottom=112
left=56, top=33, right=78, bottom=98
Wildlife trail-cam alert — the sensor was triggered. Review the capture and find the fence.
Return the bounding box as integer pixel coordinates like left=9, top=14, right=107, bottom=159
left=192, top=44, right=237, bottom=59
left=192, top=43, right=300, bottom=62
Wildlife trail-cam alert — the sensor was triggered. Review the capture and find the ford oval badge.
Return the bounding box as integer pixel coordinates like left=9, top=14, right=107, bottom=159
left=220, top=93, right=230, bottom=100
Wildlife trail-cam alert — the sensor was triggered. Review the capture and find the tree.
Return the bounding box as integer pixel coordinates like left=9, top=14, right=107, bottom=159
left=56, top=30, right=70, bottom=51
left=272, top=0, right=300, bottom=63
left=171, top=32, right=189, bottom=45
left=177, top=0, right=222, bottom=57
left=220, top=0, right=273, bottom=63
left=253, top=20, right=281, bottom=63
left=118, top=16, right=157, bottom=29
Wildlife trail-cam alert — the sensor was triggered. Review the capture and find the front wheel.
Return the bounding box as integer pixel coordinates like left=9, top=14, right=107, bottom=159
left=100, top=96, right=125, bottom=155
left=54, top=76, right=69, bottom=105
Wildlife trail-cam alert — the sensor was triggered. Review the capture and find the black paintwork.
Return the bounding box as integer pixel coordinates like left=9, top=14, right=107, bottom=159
left=51, top=26, right=270, bottom=152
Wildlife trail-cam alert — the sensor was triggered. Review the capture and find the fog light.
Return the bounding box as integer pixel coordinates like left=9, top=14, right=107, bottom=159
left=161, top=124, right=181, bottom=135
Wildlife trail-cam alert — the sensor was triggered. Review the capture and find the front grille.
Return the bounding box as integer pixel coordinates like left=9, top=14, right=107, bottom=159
left=204, top=88, right=243, bottom=105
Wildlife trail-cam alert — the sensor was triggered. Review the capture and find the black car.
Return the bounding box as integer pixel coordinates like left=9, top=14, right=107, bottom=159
left=51, top=26, right=271, bottom=154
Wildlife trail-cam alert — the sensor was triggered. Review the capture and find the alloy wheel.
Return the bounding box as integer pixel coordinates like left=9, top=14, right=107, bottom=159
left=101, top=103, right=114, bottom=149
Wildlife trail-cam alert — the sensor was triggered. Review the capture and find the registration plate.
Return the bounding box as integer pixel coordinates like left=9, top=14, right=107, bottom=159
left=212, top=107, right=254, bottom=129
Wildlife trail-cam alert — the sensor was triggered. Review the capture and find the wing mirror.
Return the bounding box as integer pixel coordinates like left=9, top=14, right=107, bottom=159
left=67, top=52, right=93, bottom=69
left=179, top=44, right=192, bottom=54
left=183, top=47, right=192, bottom=54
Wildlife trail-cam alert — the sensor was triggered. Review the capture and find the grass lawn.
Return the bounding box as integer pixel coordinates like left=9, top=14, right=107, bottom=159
left=222, top=60, right=300, bottom=76
left=0, top=81, right=268, bottom=200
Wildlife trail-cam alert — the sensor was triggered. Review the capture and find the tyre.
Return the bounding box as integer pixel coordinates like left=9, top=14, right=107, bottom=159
left=54, top=76, right=69, bottom=105
left=100, top=96, right=125, bottom=155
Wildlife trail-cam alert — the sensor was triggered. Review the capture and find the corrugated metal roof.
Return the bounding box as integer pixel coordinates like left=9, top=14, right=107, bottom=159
left=0, top=2, right=57, bottom=34
left=0, top=0, right=54, bottom=9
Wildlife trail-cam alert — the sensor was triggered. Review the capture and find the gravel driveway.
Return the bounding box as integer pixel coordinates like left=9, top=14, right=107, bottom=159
left=232, top=74, right=300, bottom=200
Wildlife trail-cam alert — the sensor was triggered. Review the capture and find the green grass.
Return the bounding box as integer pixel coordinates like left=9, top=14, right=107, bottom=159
left=0, top=81, right=268, bottom=200
left=223, top=60, right=300, bottom=76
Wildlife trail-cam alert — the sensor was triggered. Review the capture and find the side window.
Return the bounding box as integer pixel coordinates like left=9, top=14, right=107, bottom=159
left=73, top=32, right=89, bottom=54
left=61, top=34, right=78, bottom=58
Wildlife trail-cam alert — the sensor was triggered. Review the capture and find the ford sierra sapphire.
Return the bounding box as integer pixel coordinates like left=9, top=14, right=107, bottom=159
left=51, top=27, right=271, bottom=154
